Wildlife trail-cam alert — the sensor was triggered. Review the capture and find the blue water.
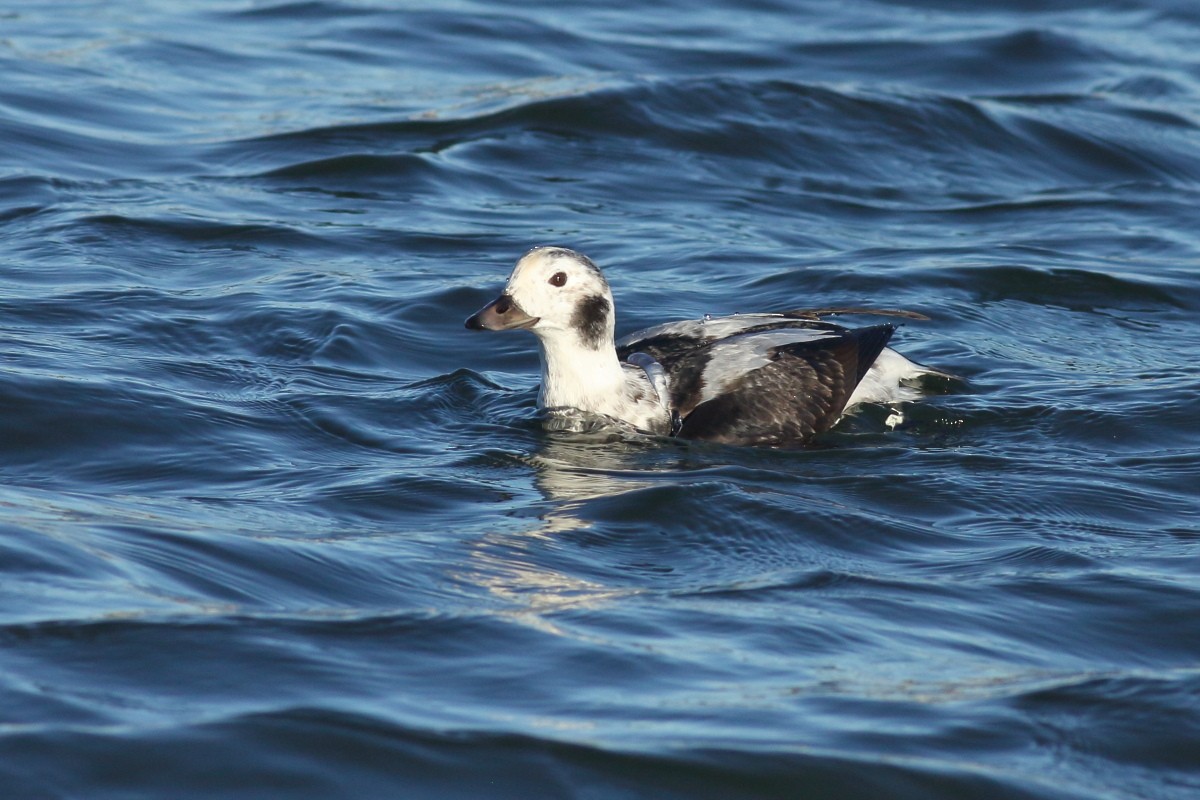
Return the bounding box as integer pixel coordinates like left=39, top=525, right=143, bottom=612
left=3, top=1, right=1199, bottom=797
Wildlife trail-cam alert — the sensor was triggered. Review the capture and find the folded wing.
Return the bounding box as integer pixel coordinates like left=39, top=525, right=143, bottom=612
left=619, top=317, right=895, bottom=446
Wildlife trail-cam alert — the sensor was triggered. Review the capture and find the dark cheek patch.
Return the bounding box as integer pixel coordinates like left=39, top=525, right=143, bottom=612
left=572, top=295, right=610, bottom=348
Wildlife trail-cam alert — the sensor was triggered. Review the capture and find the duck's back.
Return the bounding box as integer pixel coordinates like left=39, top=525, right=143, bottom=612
left=617, top=315, right=895, bottom=446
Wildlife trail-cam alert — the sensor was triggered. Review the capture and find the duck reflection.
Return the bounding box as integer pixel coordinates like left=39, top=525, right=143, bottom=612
left=457, top=418, right=683, bottom=623
left=531, top=413, right=667, bottom=506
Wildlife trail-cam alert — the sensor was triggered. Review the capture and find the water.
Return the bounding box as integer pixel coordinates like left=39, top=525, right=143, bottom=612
left=2, top=1, right=1199, bottom=797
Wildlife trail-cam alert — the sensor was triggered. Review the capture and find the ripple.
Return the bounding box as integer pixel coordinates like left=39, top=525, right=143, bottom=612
left=3, top=2, right=1200, bottom=798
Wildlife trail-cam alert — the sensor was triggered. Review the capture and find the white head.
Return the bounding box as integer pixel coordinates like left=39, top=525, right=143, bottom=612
left=465, top=247, right=616, bottom=351
left=465, top=247, right=669, bottom=428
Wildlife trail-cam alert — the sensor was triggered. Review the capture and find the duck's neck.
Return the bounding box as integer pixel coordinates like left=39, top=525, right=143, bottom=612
left=534, top=330, right=627, bottom=413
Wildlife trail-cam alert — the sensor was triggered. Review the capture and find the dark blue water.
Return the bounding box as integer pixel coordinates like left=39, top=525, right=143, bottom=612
left=3, top=1, right=1199, bottom=797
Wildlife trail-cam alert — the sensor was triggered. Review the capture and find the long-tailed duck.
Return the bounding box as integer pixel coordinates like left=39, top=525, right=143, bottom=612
left=465, top=246, right=946, bottom=446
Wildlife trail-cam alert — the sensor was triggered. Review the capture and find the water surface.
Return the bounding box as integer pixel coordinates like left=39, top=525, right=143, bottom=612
left=2, top=1, right=1199, bottom=798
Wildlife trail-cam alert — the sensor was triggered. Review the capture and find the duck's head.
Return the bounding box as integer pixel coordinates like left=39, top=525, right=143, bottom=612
left=465, top=247, right=615, bottom=350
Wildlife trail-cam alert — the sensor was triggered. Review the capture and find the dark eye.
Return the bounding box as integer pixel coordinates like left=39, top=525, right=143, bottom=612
left=549, top=271, right=567, bottom=287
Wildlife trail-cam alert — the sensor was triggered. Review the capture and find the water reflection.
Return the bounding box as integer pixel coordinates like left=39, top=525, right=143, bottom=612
left=459, top=423, right=678, bottom=626
left=534, top=425, right=664, bottom=506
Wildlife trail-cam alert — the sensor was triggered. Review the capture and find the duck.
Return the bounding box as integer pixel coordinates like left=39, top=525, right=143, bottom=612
left=465, top=246, right=946, bottom=446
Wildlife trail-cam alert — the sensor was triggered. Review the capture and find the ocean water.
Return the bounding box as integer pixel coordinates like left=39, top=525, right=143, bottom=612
left=2, top=1, right=1199, bottom=798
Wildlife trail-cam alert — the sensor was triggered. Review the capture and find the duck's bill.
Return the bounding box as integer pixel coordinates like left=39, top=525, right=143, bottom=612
left=464, top=293, right=540, bottom=331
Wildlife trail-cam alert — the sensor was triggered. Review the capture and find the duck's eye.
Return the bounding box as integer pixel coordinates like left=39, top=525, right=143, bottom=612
left=549, top=271, right=567, bottom=287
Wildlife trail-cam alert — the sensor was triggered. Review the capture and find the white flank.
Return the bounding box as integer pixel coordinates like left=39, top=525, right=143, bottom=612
left=845, top=347, right=930, bottom=408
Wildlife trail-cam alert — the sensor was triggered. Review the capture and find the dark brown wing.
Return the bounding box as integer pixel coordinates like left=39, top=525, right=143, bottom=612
left=676, top=324, right=895, bottom=446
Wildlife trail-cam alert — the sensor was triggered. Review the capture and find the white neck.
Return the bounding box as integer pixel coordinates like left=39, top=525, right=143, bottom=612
left=534, top=329, right=627, bottom=413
